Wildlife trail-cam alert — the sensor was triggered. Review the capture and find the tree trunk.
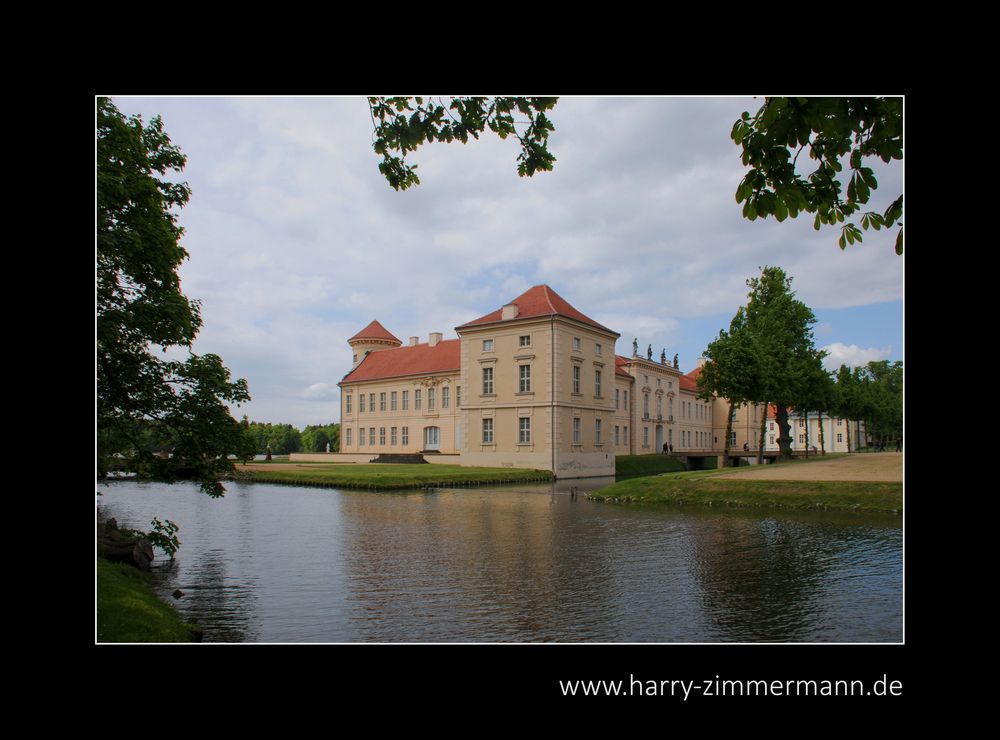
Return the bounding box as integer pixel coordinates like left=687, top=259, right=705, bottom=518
left=758, top=404, right=767, bottom=465
left=776, top=405, right=793, bottom=459
left=804, top=411, right=810, bottom=458
left=723, top=399, right=736, bottom=467
left=818, top=410, right=826, bottom=454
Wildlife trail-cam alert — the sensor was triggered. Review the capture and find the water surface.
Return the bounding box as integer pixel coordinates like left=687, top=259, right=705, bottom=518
left=96, top=479, right=902, bottom=643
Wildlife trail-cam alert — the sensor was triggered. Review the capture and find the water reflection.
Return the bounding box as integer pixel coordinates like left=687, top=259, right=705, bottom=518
left=96, top=480, right=901, bottom=643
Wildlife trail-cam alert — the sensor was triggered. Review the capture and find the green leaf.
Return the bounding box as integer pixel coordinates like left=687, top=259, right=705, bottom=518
left=895, top=227, right=903, bottom=255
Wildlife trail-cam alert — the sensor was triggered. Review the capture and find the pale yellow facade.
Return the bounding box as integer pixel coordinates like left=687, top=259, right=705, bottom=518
left=333, top=286, right=862, bottom=477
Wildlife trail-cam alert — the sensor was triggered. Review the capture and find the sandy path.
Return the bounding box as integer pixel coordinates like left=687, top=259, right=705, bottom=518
left=712, top=453, right=902, bottom=482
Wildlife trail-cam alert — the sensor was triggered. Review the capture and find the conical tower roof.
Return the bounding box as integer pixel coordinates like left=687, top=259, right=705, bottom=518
left=348, top=320, right=401, bottom=345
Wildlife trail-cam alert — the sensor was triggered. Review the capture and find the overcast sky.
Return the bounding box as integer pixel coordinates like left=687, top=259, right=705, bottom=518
left=106, top=96, right=904, bottom=429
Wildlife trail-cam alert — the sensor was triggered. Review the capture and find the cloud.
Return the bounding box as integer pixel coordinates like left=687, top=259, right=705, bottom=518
left=302, top=383, right=339, bottom=401
left=109, top=96, right=903, bottom=428
left=821, top=343, right=893, bottom=371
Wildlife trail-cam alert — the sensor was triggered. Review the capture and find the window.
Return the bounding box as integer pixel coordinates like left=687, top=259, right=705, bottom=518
left=346, top=395, right=352, bottom=414
left=615, top=388, right=620, bottom=410
left=614, top=425, right=620, bottom=445
left=379, top=427, right=386, bottom=445
left=483, top=339, right=494, bottom=352
left=656, top=395, right=662, bottom=416
left=519, top=417, right=531, bottom=444
left=643, top=427, right=649, bottom=447
left=595, top=343, right=602, bottom=355
left=391, top=427, right=397, bottom=445
left=482, top=367, right=494, bottom=395
left=624, top=426, right=629, bottom=445
left=573, top=337, right=581, bottom=351
left=369, top=427, right=375, bottom=446
left=519, top=335, right=531, bottom=347
left=519, top=364, right=531, bottom=393
left=456, top=386, right=461, bottom=407
left=427, top=388, right=435, bottom=410
left=359, top=427, right=365, bottom=446
left=643, top=393, right=649, bottom=417
left=573, top=417, right=581, bottom=444
left=769, top=435, right=775, bottom=445
left=837, top=419, right=843, bottom=426
left=442, top=387, right=449, bottom=408
left=391, top=391, right=397, bottom=410
left=353, top=354, right=357, bottom=365
left=482, top=418, right=494, bottom=443
left=624, top=390, right=628, bottom=409
left=402, top=426, right=409, bottom=445
left=369, top=394, right=375, bottom=413
left=799, top=420, right=805, bottom=428
left=668, top=398, right=673, bottom=418
left=798, top=434, right=805, bottom=443
left=729, top=431, right=736, bottom=446
left=595, top=418, right=602, bottom=444
left=345, top=428, right=352, bottom=446
left=415, top=389, right=422, bottom=409
left=837, top=433, right=843, bottom=443
left=402, top=390, right=409, bottom=410
left=657, top=378, right=661, bottom=387
left=769, top=422, right=774, bottom=431
left=595, top=369, right=602, bottom=397
left=573, top=365, right=580, bottom=393
left=359, top=394, right=366, bottom=413
left=380, top=393, right=386, bottom=412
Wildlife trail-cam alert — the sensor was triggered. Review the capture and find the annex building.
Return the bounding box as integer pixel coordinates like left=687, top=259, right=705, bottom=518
left=337, top=285, right=751, bottom=479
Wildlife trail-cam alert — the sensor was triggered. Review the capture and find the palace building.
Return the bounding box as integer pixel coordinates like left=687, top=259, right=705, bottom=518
left=337, top=285, right=735, bottom=478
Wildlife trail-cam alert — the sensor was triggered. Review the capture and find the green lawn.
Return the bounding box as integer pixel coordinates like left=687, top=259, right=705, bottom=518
left=589, top=471, right=902, bottom=513
left=241, top=463, right=553, bottom=490
left=97, top=557, right=199, bottom=643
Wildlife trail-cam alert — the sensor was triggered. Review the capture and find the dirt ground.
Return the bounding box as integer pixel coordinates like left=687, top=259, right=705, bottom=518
left=713, top=453, right=902, bottom=482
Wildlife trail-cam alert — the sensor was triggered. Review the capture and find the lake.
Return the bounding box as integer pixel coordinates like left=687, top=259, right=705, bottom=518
left=96, top=479, right=902, bottom=643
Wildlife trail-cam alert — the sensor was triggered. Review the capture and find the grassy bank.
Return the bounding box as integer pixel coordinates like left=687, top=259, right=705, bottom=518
left=240, top=463, right=553, bottom=490
left=589, top=473, right=902, bottom=513
left=97, top=557, right=198, bottom=642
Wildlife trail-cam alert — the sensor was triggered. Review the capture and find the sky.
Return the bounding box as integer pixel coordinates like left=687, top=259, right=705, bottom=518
left=106, top=96, right=904, bottom=429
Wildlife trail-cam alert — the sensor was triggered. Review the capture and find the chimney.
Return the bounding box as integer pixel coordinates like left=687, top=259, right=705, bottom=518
left=501, top=303, right=519, bottom=320
left=429, top=332, right=442, bottom=347
left=409, top=336, right=419, bottom=347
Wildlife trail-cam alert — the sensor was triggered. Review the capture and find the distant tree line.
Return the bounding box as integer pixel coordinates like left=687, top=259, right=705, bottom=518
left=831, top=361, right=902, bottom=450
left=242, top=420, right=341, bottom=456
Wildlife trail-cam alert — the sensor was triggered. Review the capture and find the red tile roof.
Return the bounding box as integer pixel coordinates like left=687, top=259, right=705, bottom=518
left=456, top=285, right=617, bottom=334
left=340, top=339, right=460, bottom=384
left=680, top=366, right=701, bottom=393
left=349, top=320, right=401, bottom=344
left=614, top=355, right=633, bottom=379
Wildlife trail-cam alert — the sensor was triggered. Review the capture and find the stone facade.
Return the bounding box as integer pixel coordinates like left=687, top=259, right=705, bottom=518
left=335, top=285, right=858, bottom=477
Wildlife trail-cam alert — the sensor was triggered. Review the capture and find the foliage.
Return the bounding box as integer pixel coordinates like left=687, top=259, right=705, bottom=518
left=97, top=97, right=254, bottom=497
left=301, top=423, right=340, bottom=453
left=732, top=97, right=903, bottom=254
left=696, top=307, right=764, bottom=459
left=742, top=266, right=827, bottom=458
left=146, top=517, right=181, bottom=559
left=369, top=97, right=558, bottom=191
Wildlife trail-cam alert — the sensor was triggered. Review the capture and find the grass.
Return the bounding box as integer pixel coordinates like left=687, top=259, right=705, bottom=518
left=589, top=470, right=902, bottom=513
left=239, top=463, right=554, bottom=490
left=97, top=557, right=199, bottom=643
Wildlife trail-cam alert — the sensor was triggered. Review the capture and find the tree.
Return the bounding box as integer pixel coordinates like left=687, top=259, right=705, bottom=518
left=369, top=97, right=558, bottom=191
left=697, top=307, right=763, bottom=466
left=743, top=266, right=825, bottom=459
left=97, top=98, right=254, bottom=497
left=732, top=97, right=903, bottom=254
